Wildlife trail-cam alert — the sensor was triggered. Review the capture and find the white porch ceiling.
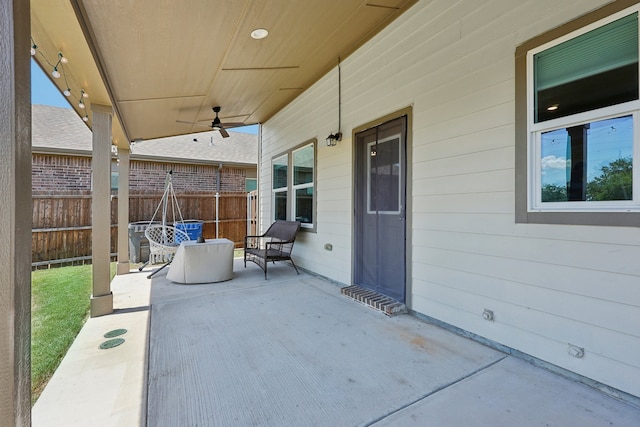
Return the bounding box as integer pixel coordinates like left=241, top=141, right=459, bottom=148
left=30, top=0, right=417, bottom=148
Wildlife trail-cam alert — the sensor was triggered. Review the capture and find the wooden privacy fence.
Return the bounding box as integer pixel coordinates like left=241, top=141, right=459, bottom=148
left=32, top=192, right=249, bottom=267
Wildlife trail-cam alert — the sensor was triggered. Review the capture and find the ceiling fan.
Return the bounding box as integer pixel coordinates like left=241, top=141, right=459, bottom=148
left=176, top=106, right=245, bottom=138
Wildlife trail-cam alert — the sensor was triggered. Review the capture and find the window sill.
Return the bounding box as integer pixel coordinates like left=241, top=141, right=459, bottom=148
left=516, top=210, right=640, bottom=227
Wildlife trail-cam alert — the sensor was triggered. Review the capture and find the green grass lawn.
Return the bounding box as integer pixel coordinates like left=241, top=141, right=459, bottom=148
left=31, top=263, right=115, bottom=405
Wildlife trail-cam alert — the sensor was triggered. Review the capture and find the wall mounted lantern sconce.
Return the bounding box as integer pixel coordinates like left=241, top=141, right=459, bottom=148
left=326, top=132, right=342, bottom=146
left=326, top=58, right=343, bottom=147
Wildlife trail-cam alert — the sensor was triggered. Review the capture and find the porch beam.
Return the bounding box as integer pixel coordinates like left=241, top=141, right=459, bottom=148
left=91, top=104, right=114, bottom=317
left=0, top=0, right=32, bottom=423
left=116, top=147, right=130, bottom=275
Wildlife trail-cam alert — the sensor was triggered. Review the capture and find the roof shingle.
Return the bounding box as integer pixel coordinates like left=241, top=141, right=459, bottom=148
left=32, top=104, right=258, bottom=165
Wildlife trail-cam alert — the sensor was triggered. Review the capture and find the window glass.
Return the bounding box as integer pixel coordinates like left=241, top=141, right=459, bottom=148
left=534, top=13, right=638, bottom=122
left=271, top=140, right=316, bottom=229
left=295, top=187, right=313, bottom=224
left=293, top=144, right=314, bottom=185
left=368, top=137, right=401, bottom=213
left=273, top=155, right=288, bottom=189
left=110, top=171, right=118, bottom=191
left=246, top=178, right=257, bottom=192
left=541, top=115, right=633, bottom=202
left=274, top=191, right=288, bottom=220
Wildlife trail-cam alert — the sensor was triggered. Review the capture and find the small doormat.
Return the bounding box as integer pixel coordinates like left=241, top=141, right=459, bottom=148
left=340, top=285, right=406, bottom=316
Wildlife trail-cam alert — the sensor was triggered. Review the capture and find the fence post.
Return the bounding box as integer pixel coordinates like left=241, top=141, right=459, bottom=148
left=215, top=192, right=220, bottom=239
left=247, top=192, right=251, bottom=235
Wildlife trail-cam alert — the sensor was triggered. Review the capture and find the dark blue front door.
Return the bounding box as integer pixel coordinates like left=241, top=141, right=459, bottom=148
left=354, top=116, right=407, bottom=302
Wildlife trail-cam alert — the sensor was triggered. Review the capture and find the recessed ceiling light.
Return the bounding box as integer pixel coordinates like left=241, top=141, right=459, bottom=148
left=251, top=28, right=269, bottom=40
left=547, top=104, right=559, bottom=111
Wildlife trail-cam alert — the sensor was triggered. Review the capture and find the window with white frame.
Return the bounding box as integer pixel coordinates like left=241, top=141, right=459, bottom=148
left=272, top=154, right=288, bottom=221
left=271, top=140, right=316, bottom=229
left=525, top=7, right=640, bottom=215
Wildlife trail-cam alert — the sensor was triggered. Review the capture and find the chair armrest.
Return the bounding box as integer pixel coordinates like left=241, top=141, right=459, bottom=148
left=265, top=238, right=294, bottom=247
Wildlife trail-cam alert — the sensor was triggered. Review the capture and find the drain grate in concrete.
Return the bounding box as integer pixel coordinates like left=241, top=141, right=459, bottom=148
left=99, top=338, right=125, bottom=349
left=104, top=328, right=127, bottom=338
left=340, top=285, right=406, bottom=316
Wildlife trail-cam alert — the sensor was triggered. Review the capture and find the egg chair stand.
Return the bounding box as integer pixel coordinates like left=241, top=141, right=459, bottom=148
left=138, top=171, right=191, bottom=278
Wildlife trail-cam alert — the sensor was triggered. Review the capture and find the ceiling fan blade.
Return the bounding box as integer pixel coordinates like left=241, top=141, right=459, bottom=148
left=220, top=122, right=247, bottom=129
left=219, top=128, right=230, bottom=138
left=176, top=120, right=211, bottom=128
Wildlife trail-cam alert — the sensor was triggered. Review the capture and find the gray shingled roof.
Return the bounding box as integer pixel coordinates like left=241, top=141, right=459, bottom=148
left=32, top=104, right=258, bottom=165
left=32, top=105, right=93, bottom=152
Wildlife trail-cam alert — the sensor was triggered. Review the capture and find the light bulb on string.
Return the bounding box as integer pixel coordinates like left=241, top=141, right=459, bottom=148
left=58, top=52, right=68, bottom=64
left=30, top=44, right=37, bottom=56
left=82, top=114, right=89, bottom=122
left=63, top=88, right=71, bottom=97
left=78, top=99, right=85, bottom=109
left=81, top=89, right=89, bottom=99
left=52, top=66, right=61, bottom=79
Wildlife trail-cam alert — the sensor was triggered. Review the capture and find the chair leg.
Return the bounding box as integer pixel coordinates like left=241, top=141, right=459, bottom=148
left=289, top=258, right=300, bottom=275
left=264, top=259, right=268, bottom=279
left=147, top=260, right=171, bottom=279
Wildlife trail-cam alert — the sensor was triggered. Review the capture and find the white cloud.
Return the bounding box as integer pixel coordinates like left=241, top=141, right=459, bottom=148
left=541, top=155, right=569, bottom=174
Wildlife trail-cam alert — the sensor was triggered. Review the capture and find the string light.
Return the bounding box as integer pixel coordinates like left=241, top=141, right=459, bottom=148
left=29, top=37, right=91, bottom=123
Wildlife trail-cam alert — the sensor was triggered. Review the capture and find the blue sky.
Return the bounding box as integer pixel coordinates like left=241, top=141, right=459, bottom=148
left=31, top=60, right=70, bottom=108
left=31, top=59, right=259, bottom=135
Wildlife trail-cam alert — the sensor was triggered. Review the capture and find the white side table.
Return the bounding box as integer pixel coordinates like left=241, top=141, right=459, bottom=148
left=166, top=238, right=234, bottom=284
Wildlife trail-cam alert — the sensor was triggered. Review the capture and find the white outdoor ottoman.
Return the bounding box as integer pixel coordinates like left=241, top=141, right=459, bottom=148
left=166, top=238, right=234, bottom=284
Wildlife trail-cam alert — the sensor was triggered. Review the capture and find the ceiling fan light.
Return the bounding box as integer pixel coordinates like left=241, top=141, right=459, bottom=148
left=251, top=28, right=269, bottom=40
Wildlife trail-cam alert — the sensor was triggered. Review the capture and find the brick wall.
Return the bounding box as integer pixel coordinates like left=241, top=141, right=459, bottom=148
left=128, top=161, right=247, bottom=193
left=32, top=154, right=92, bottom=194
left=31, top=154, right=251, bottom=194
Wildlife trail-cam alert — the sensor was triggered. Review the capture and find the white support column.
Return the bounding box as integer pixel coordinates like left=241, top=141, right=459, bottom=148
left=0, top=0, right=32, bottom=423
left=117, top=147, right=131, bottom=275
left=91, top=104, right=114, bottom=317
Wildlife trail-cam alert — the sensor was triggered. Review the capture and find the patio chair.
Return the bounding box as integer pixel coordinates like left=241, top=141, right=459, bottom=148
left=244, top=220, right=301, bottom=279
left=145, top=224, right=191, bottom=278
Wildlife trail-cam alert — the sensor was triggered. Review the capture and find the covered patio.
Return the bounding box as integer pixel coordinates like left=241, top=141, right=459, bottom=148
left=32, top=261, right=639, bottom=426
left=4, top=0, right=640, bottom=423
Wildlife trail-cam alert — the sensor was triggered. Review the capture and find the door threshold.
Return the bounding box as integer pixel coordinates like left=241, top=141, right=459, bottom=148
left=341, top=285, right=406, bottom=316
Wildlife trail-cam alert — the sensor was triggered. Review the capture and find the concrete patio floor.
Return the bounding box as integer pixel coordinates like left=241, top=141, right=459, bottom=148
left=32, top=259, right=640, bottom=426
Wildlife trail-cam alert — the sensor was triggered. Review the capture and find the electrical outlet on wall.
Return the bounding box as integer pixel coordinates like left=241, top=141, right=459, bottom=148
left=568, top=344, right=585, bottom=359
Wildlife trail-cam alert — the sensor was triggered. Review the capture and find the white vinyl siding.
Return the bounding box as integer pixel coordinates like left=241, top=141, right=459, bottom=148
left=260, top=0, right=640, bottom=398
